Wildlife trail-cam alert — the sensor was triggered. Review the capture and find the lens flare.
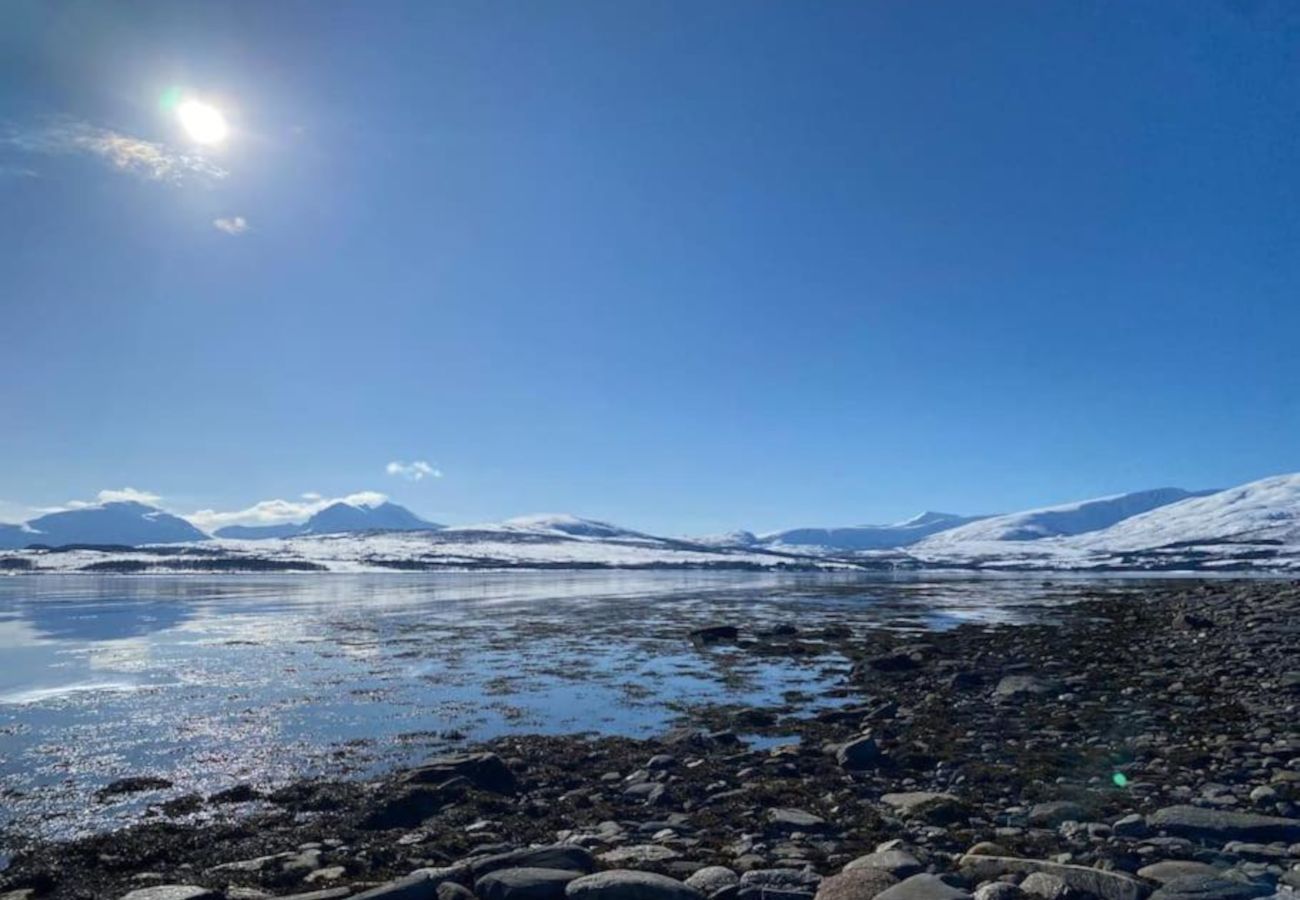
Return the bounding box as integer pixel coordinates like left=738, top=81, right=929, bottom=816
left=1112, top=772, right=1129, bottom=788
left=177, top=100, right=228, bottom=145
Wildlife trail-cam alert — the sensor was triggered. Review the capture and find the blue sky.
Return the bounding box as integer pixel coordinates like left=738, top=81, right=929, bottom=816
left=2, top=1, right=1297, bottom=534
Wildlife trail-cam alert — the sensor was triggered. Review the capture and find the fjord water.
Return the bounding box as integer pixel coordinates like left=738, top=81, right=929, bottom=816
left=1, top=572, right=1084, bottom=840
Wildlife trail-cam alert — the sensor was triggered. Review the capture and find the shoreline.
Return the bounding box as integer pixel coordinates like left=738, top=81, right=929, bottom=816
left=2, top=580, right=1298, bottom=899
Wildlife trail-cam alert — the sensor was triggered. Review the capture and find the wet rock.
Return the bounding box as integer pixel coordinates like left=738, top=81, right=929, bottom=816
left=440, top=884, right=477, bottom=900
left=567, top=870, right=705, bottom=900
left=836, top=736, right=883, bottom=771
left=474, top=867, right=585, bottom=900
left=958, top=856, right=1147, bottom=900
left=97, top=777, right=174, bottom=799
left=844, top=851, right=922, bottom=879
left=1148, top=806, right=1300, bottom=843
left=874, top=874, right=971, bottom=900
left=470, top=847, right=596, bottom=878
left=816, top=869, right=899, bottom=900
left=692, top=626, right=740, bottom=645
left=405, top=752, right=517, bottom=794
left=208, top=783, right=261, bottom=804
left=118, top=888, right=220, bottom=900
left=685, top=868, right=739, bottom=896
left=361, top=786, right=449, bottom=829
left=1113, top=815, right=1148, bottom=838
left=1147, top=876, right=1272, bottom=900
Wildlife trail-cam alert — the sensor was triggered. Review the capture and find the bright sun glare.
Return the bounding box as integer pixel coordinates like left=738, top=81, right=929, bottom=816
left=176, top=99, right=228, bottom=145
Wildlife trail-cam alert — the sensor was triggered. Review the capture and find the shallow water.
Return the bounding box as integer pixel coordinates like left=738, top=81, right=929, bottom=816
left=0, top=571, right=1123, bottom=841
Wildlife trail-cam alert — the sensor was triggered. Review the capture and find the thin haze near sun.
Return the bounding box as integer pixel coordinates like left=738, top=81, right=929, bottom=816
left=161, top=86, right=228, bottom=145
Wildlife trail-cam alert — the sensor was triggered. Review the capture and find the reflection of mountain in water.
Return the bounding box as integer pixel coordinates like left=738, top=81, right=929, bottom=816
left=19, top=598, right=194, bottom=641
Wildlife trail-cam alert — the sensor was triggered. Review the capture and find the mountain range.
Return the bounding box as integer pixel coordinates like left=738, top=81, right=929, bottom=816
left=2, top=472, right=1298, bottom=571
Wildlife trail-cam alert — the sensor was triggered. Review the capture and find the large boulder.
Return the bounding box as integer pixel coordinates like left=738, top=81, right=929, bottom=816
left=959, top=855, right=1146, bottom=900
left=475, top=868, right=585, bottom=900
left=837, top=736, right=884, bottom=770
left=1147, top=876, right=1273, bottom=900
left=1147, top=806, right=1300, bottom=843
left=874, top=875, right=970, bottom=900
left=844, top=851, right=922, bottom=879
left=816, top=868, right=899, bottom=900
left=567, top=870, right=704, bottom=900
left=880, top=792, right=970, bottom=826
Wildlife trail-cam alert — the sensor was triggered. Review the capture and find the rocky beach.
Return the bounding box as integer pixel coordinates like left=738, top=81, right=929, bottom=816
left=2, top=579, right=1298, bottom=900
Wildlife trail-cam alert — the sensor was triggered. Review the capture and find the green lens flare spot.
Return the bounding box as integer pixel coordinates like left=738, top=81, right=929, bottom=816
left=160, top=86, right=183, bottom=111
left=1112, top=772, right=1129, bottom=788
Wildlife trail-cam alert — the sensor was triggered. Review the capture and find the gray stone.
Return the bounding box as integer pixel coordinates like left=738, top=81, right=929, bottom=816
left=973, top=886, right=1022, bottom=900
left=880, top=793, right=969, bottom=826
left=119, top=889, right=220, bottom=900
left=768, top=808, right=829, bottom=832
left=438, top=884, right=476, bottom=900
left=1028, top=802, right=1087, bottom=827
left=1148, top=876, right=1273, bottom=900
left=1019, top=874, right=1070, bottom=900
left=475, top=868, right=584, bottom=900
left=874, top=874, right=971, bottom=900
left=686, top=868, right=740, bottom=896
left=1114, top=815, right=1148, bottom=838
left=567, top=870, right=705, bottom=900
left=959, top=856, right=1147, bottom=900
left=1149, top=806, right=1300, bottom=843
left=994, top=676, right=1059, bottom=698
left=816, top=869, right=899, bottom=900
left=598, top=845, right=683, bottom=866
left=1136, top=863, right=1223, bottom=884
left=844, top=851, right=923, bottom=879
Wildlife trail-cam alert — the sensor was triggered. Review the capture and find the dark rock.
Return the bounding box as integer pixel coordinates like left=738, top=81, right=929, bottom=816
left=1028, top=802, right=1087, bottom=827
left=470, top=846, right=597, bottom=879
left=208, top=783, right=261, bottom=804
left=97, top=777, right=174, bottom=799
left=361, top=786, right=449, bottom=830
left=692, top=626, right=740, bottom=645
left=959, top=856, right=1146, bottom=900
left=405, top=752, right=517, bottom=794
left=836, top=736, right=883, bottom=771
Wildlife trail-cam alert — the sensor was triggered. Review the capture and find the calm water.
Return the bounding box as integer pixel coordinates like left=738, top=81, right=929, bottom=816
left=0, top=571, right=1113, bottom=842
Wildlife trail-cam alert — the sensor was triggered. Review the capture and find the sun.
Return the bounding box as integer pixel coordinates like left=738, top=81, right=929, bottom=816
left=177, top=99, right=228, bottom=145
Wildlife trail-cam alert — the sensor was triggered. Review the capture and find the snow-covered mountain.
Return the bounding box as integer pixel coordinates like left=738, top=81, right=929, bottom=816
left=916, top=488, right=1207, bottom=547
left=497, top=514, right=648, bottom=540
left=758, top=511, right=986, bottom=551
left=1071, top=474, right=1300, bottom=551
left=0, top=501, right=208, bottom=549
left=214, top=500, right=439, bottom=540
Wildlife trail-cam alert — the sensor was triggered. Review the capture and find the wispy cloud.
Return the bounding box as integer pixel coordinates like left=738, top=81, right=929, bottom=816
left=387, top=460, right=441, bottom=481
left=213, top=215, right=248, bottom=235
left=64, top=487, right=164, bottom=510
left=4, top=119, right=227, bottom=184
left=0, top=164, right=38, bottom=179
left=186, top=491, right=389, bottom=532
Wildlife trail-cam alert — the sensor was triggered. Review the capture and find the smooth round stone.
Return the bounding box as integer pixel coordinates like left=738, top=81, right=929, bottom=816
left=816, top=868, right=900, bottom=900
left=845, top=851, right=922, bottom=879
left=686, top=868, right=741, bottom=896
left=1136, top=862, right=1223, bottom=884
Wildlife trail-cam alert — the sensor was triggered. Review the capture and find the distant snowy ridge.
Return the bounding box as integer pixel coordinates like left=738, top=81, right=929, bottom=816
left=0, top=501, right=207, bottom=549
left=917, top=487, right=1210, bottom=547
left=759, top=511, right=986, bottom=551
left=214, top=500, right=439, bottom=540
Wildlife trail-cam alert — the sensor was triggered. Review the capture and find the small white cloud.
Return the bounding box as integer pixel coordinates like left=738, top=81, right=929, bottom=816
left=57, top=487, right=164, bottom=511
left=386, top=460, right=441, bottom=481
left=0, top=164, right=38, bottom=178
left=213, top=215, right=248, bottom=235
left=4, top=119, right=227, bottom=184
left=185, top=490, right=390, bottom=532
